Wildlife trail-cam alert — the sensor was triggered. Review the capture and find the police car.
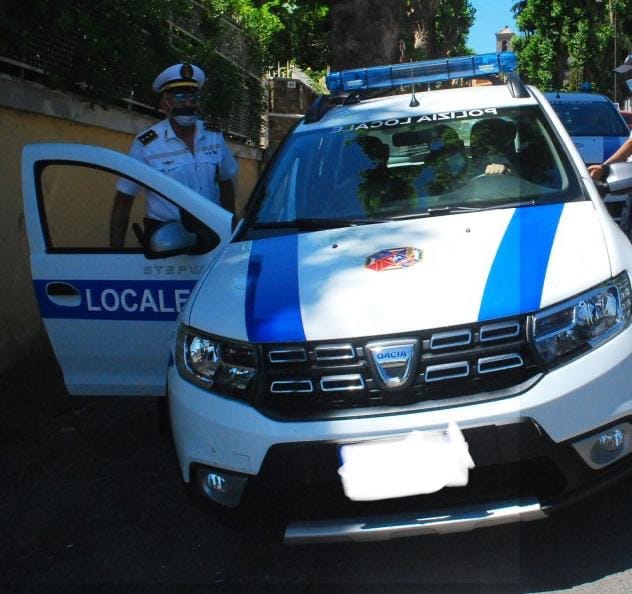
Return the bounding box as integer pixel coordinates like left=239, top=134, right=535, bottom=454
left=544, top=91, right=631, bottom=231
left=22, top=52, right=632, bottom=543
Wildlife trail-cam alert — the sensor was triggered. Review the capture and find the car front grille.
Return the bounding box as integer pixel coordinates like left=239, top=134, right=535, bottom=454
left=253, top=316, right=543, bottom=419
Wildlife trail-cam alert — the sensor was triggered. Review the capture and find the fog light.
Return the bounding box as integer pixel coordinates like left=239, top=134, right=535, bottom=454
left=195, top=465, right=248, bottom=508
left=207, top=472, right=229, bottom=493
left=598, top=429, right=625, bottom=452
left=572, top=423, right=631, bottom=469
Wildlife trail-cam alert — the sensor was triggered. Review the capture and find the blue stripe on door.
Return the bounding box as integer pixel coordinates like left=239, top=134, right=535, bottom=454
left=245, top=234, right=306, bottom=343
left=478, top=203, right=565, bottom=321
left=33, top=279, right=196, bottom=321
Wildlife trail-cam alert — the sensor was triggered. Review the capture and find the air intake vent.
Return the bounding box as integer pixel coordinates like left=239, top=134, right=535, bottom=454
left=480, top=321, right=520, bottom=342
left=268, top=348, right=307, bottom=363
left=429, top=329, right=472, bottom=350
left=314, top=344, right=355, bottom=361
left=478, top=354, right=523, bottom=374
left=271, top=380, right=313, bottom=393
left=425, top=361, right=470, bottom=383
left=320, top=374, right=364, bottom=392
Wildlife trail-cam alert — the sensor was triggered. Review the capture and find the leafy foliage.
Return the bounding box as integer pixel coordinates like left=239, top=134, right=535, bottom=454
left=512, top=0, right=632, bottom=98
left=0, top=0, right=282, bottom=142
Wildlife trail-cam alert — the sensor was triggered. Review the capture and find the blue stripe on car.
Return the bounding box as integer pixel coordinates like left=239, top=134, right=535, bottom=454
left=478, top=204, right=564, bottom=321
left=246, top=234, right=306, bottom=343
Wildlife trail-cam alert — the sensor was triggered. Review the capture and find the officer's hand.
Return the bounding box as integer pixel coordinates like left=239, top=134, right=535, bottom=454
left=588, top=164, right=606, bottom=181
left=484, top=163, right=508, bottom=176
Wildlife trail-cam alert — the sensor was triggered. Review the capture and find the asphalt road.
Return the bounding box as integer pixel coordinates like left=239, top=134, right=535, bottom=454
left=3, top=337, right=632, bottom=592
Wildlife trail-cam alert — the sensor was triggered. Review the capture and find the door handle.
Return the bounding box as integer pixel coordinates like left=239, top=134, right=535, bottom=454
left=46, top=282, right=81, bottom=307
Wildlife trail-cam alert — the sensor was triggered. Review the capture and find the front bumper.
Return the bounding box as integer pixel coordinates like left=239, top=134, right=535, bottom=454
left=168, top=324, right=632, bottom=541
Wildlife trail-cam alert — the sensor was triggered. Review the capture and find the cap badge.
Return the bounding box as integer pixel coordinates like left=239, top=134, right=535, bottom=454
left=180, top=63, right=194, bottom=79
left=365, top=247, right=422, bottom=271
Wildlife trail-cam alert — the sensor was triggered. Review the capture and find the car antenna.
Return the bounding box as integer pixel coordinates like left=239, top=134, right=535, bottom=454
left=409, top=59, right=420, bottom=107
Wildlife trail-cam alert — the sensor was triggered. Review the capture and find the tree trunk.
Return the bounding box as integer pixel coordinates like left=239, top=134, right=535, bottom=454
left=329, top=0, right=407, bottom=71
left=407, top=0, right=442, bottom=58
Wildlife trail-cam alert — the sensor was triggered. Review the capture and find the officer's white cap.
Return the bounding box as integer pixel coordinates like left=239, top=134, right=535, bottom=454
left=152, top=63, right=206, bottom=93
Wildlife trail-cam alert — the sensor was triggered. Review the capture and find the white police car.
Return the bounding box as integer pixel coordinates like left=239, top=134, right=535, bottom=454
left=544, top=91, right=631, bottom=231
left=22, top=53, right=632, bottom=543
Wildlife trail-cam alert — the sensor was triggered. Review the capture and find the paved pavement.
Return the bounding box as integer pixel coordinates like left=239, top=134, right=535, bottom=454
left=3, top=337, right=632, bottom=592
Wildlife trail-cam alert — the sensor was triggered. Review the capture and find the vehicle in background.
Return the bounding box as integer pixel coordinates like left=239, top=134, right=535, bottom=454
left=545, top=92, right=631, bottom=233
left=620, top=110, right=632, bottom=129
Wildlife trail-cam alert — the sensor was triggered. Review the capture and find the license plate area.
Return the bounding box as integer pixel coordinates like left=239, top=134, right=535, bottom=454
left=338, top=423, right=475, bottom=501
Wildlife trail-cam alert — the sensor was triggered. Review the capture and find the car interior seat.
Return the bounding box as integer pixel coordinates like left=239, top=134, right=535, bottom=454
left=469, top=117, right=517, bottom=171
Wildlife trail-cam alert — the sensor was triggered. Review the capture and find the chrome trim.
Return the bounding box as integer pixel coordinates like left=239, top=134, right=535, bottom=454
left=477, top=353, right=524, bottom=374
left=270, top=379, right=313, bottom=393
left=480, top=321, right=521, bottom=343
left=366, top=339, right=419, bottom=389
left=284, top=499, right=545, bottom=544
left=320, top=374, right=365, bottom=392
left=429, top=329, right=472, bottom=350
left=314, top=344, right=356, bottom=361
left=424, top=361, right=469, bottom=383
left=268, top=348, right=308, bottom=364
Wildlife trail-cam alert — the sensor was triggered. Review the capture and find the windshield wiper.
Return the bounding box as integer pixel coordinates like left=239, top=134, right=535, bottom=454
left=386, top=205, right=484, bottom=220
left=387, top=201, right=539, bottom=221
left=251, top=217, right=387, bottom=230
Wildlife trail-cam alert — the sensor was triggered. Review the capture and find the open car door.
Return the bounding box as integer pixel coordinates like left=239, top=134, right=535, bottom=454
left=22, top=143, right=233, bottom=395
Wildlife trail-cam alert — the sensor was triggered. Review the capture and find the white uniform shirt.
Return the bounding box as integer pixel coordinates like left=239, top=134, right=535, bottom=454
left=116, top=119, right=239, bottom=221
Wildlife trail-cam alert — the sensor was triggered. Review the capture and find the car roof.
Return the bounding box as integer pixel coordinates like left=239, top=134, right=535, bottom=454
left=544, top=91, right=613, bottom=104
left=297, top=84, right=539, bottom=133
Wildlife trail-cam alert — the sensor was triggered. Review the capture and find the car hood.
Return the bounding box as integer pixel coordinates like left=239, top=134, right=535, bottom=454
left=188, top=201, right=611, bottom=342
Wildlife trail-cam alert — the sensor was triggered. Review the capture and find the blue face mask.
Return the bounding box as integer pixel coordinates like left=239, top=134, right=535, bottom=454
left=171, top=106, right=198, bottom=127
left=173, top=114, right=198, bottom=127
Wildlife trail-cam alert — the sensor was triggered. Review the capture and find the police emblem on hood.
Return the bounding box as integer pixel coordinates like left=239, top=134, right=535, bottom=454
left=365, top=247, right=422, bottom=271
left=366, top=339, right=419, bottom=389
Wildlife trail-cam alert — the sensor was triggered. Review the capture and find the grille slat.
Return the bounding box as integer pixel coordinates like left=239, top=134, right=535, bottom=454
left=260, top=317, right=540, bottom=417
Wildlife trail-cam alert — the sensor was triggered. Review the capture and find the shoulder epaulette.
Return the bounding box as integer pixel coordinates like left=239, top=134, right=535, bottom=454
left=137, top=129, right=158, bottom=146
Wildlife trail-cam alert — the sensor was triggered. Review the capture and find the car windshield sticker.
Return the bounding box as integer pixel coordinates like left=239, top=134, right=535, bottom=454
left=331, top=108, right=499, bottom=133
left=365, top=247, right=423, bottom=272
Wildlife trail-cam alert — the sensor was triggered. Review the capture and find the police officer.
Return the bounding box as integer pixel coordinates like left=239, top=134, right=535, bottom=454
left=110, top=63, right=239, bottom=248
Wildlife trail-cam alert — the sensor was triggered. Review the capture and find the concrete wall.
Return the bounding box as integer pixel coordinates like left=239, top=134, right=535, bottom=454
left=266, top=77, right=317, bottom=156
left=0, top=73, right=263, bottom=373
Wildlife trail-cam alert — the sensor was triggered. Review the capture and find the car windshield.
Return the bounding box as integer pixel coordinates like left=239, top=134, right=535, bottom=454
left=549, top=100, right=629, bottom=137
left=246, top=105, right=582, bottom=230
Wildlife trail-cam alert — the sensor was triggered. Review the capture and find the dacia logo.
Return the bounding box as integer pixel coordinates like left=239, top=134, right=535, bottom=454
left=367, top=340, right=418, bottom=389
left=377, top=351, right=408, bottom=361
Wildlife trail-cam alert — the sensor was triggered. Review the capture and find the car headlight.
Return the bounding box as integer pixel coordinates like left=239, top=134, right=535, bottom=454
left=531, top=272, right=632, bottom=367
left=176, top=325, right=258, bottom=400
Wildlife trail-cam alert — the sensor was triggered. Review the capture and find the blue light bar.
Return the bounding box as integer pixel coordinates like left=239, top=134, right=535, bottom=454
left=326, top=52, right=517, bottom=94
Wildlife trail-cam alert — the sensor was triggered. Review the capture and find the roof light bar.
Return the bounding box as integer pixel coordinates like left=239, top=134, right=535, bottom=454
left=326, top=52, right=517, bottom=94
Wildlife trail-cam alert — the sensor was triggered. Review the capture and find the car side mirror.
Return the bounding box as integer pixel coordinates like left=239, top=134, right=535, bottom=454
left=144, top=221, right=220, bottom=260
left=601, top=162, right=632, bottom=196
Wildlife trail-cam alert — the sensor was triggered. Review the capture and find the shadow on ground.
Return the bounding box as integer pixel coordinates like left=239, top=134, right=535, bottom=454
left=2, top=338, right=632, bottom=592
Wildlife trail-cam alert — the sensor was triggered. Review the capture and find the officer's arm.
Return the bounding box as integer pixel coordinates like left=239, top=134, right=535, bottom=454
left=589, top=137, right=632, bottom=180
left=110, top=191, right=135, bottom=248
left=219, top=180, right=235, bottom=213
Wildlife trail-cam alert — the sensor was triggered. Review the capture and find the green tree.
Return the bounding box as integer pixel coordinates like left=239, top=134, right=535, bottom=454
left=0, top=0, right=284, bottom=142
left=261, top=0, right=330, bottom=71
left=512, top=0, right=632, bottom=97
